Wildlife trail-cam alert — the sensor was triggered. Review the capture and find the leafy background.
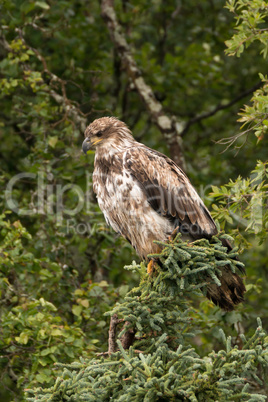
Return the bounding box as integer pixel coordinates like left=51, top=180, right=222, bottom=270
left=0, top=0, right=267, bottom=400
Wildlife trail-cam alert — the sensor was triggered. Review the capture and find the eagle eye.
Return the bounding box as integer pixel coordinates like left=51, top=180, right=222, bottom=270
left=96, top=131, right=102, bottom=138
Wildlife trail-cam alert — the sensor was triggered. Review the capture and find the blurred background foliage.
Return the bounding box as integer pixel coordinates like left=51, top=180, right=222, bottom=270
left=0, top=0, right=267, bottom=400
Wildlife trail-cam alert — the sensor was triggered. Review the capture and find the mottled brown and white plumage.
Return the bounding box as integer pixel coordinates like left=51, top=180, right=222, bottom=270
left=82, top=117, right=245, bottom=310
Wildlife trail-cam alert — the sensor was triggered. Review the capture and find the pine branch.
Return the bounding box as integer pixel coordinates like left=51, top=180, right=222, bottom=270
left=25, top=235, right=267, bottom=401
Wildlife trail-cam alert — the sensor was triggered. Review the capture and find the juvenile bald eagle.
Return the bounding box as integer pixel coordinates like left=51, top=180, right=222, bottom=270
left=82, top=117, right=245, bottom=310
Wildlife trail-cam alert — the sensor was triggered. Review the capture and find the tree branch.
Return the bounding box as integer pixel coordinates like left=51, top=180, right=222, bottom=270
left=100, top=0, right=186, bottom=170
left=181, top=81, right=262, bottom=137
left=108, top=314, right=135, bottom=354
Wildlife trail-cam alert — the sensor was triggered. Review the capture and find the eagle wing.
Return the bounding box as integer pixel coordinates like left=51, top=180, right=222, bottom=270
left=124, top=146, right=217, bottom=239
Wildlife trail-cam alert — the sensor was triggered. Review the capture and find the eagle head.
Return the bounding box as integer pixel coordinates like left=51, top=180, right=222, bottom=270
left=82, top=116, right=133, bottom=154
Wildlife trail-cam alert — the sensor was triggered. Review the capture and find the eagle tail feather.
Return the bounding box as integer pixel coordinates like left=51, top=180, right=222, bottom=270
left=206, top=267, right=246, bottom=311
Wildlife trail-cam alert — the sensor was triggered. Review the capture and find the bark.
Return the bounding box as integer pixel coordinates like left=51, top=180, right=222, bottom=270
left=108, top=315, right=135, bottom=354
left=108, top=313, right=119, bottom=355
left=119, top=321, right=135, bottom=350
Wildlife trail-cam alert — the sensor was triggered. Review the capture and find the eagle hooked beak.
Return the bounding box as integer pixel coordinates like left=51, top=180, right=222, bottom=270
left=82, top=137, right=91, bottom=154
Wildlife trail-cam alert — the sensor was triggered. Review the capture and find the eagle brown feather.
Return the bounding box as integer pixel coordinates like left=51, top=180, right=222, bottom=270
left=83, top=116, right=246, bottom=311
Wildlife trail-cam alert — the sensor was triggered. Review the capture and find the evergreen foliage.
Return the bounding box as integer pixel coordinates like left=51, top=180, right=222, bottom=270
left=26, top=236, right=268, bottom=401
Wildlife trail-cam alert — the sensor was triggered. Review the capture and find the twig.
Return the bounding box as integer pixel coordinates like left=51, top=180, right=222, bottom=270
left=96, top=348, right=142, bottom=357
left=96, top=351, right=109, bottom=357
left=215, top=117, right=267, bottom=153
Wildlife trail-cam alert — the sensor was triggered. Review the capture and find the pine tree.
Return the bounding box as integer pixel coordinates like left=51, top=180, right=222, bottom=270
left=26, top=234, right=267, bottom=401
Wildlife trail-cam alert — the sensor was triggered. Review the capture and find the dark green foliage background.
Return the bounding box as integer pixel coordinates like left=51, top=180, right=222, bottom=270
left=0, top=0, right=267, bottom=400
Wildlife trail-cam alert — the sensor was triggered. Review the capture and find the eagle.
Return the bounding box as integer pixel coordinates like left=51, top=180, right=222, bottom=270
left=82, top=116, right=245, bottom=311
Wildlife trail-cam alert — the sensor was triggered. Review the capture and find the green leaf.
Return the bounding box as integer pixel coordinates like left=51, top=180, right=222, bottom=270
left=50, top=328, right=63, bottom=336
left=72, top=305, right=82, bottom=317
left=34, top=1, right=50, bottom=10
left=48, top=136, right=58, bottom=148
left=15, top=332, right=29, bottom=344
left=35, top=373, right=51, bottom=383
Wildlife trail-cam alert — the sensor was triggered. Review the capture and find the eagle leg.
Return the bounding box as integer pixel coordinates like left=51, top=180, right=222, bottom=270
left=168, top=226, right=180, bottom=242
left=147, top=259, right=157, bottom=275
